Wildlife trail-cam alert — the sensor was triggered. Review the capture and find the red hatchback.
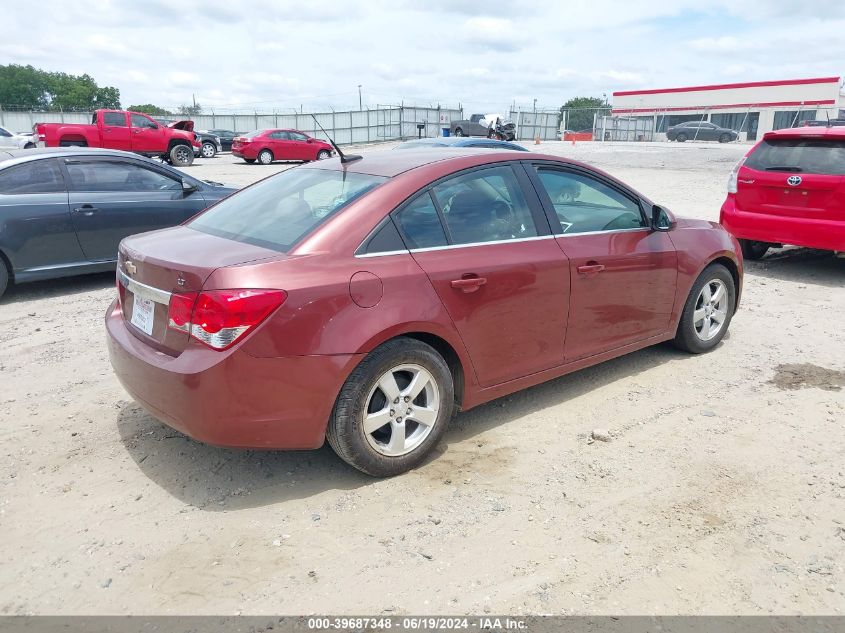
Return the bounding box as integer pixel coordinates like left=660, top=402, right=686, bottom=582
left=231, top=129, right=334, bottom=165
left=106, top=150, right=742, bottom=476
left=720, top=125, right=845, bottom=259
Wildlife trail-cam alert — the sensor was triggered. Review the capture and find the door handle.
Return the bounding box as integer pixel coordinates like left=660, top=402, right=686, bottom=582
left=450, top=276, right=487, bottom=293
left=73, top=205, right=99, bottom=217
left=576, top=262, right=605, bottom=276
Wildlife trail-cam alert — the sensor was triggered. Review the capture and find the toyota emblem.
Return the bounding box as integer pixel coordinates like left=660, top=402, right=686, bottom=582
left=787, top=175, right=802, bottom=187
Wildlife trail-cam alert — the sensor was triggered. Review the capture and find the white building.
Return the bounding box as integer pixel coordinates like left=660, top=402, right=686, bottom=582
left=611, top=76, right=845, bottom=141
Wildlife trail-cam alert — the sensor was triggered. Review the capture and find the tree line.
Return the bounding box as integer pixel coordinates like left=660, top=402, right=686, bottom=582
left=0, top=64, right=200, bottom=115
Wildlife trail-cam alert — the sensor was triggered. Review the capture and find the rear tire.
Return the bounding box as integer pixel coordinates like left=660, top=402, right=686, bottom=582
left=0, top=257, right=9, bottom=300
left=200, top=141, right=217, bottom=158
left=59, top=139, right=87, bottom=147
left=676, top=133, right=687, bottom=142
left=244, top=158, right=256, bottom=164
left=169, top=144, right=194, bottom=167
left=327, top=338, right=454, bottom=477
left=258, top=149, right=273, bottom=165
left=453, top=128, right=464, bottom=137
left=673, top=263, right=735, bottom=354
left=739, top=239, right=770, bottom=260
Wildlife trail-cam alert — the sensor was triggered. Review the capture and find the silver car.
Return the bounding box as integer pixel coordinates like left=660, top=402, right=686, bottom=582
left=0, top=126, right=36, bottom=150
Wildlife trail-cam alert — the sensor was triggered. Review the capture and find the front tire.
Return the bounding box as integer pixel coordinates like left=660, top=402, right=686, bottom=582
left=201, top=141, right=217, bottom=158
left=673, top=263, right=735, bottom=354
left=676, top=133, right=687, bottom=142
left=327, top=338, right=454, bottom=477
left=316, top=149, right=331, bottom=160
left=169, top=144, right=194, bottom=167
left=739, top=239, right=770, bottom=260
left=0, top=257, right=9, bottom=300
left=257, top=149, right=273, bottom=165
left=719, top=133, right=731, bottom=143
left=453, top=128, right=464, bottom=137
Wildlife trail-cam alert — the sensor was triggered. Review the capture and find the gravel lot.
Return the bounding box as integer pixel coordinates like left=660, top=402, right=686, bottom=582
left=1, top=141, right=843, bottom=616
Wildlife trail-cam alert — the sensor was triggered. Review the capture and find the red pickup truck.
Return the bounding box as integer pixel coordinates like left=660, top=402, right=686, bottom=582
left=34, top=109, right=200, bottom=166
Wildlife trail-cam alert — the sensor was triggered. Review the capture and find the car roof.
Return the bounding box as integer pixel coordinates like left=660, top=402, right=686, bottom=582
left=764, top=126, right=845, bottom=140
left=399, top=137, right=528, bottom=150
left=299, top=147, right=586, bottom=178
left=0, top=147, right=186, bottom=172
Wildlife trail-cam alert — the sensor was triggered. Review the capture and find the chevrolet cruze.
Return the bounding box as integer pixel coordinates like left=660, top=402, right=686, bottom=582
left=106, top=149, right=742, bottom=476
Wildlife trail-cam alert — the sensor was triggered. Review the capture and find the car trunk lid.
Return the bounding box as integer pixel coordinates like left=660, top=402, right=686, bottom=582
left=117, top=226, right=282, bottom=355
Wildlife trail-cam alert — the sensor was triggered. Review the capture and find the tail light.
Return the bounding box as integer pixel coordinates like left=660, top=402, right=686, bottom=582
left=167, top=289, right=286, bottom=350
left=727, top=157, right=746, bottom=194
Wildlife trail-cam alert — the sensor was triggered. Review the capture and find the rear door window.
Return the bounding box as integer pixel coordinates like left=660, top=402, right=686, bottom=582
left=102, top=112, right=127, bottom=127
left=395, top=192, right=448, bottom=249
left=745, top=139, right=845, bottom=175
left=0, top=159, right=66, bottom=194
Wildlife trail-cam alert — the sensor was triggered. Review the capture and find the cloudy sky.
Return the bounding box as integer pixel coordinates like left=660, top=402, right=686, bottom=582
left=3, top=0, right=844, bottom=113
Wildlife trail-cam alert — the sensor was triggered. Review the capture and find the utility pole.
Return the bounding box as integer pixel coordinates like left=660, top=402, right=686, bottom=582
left=358, top=85, right=362, bottom=111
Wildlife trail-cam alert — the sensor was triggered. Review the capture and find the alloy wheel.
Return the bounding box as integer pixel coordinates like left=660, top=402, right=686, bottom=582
left=693, top=279, right=728, bottom=341
left=362, top=364, right=440, bottom=457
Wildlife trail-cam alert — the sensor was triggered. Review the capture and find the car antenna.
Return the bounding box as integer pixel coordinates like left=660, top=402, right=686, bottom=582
left=310, top=114, right=362, bottom=163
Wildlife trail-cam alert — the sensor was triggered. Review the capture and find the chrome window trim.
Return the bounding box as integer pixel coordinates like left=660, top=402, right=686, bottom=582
left=119, top=270, right=172, bottom=304
left=354, top=249, right=410, bottom=259
left=555, top=227, right=649, bottom=238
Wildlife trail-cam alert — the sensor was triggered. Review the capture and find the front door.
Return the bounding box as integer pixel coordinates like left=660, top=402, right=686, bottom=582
left=62, top=157, right=208, bottom=261
left=130, top=113, right=167, bottom=153
left=529, top=165, right=677, bottom=361
left=393, top=164, right=570, bottom=387
left=287, top=131, right=314, bottom=160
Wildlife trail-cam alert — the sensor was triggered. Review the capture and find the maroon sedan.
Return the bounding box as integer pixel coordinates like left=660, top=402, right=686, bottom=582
left=106, top=150, right=742, bottom=476
left=231, top=129, right=334, bottom=164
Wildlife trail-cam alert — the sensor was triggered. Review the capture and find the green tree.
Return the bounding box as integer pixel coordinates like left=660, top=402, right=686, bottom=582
left=127, top=103, right=171, bottom=116
left=0, top=64, right=51, bottom=108
left=177, top=103, right=202, bottom=117
left=560, top=96, right=609, bottom=132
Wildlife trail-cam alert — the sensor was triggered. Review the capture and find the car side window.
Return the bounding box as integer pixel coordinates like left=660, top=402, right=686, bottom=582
left=430, top=165, right=537, bottom=245
left=0, top=159, right=66, bottom=194
left=130, top=114, right=158, bottom=129
left=269, top=131, right=288, bottom=140
left=65, top=160, right=181, bottom=193
left=534, top=168, right=646, bottom=234
left=394, top=192, right=448, bottom=249
left=289, top=132, right=308, bottom=141
left=102, top=112, right=127, bottom=127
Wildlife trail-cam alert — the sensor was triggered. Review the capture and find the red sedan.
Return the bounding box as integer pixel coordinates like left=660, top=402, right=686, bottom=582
left=231, top=129, right=334, bottom=164
left=720, top=125, right=845, bottom=258
left=106, top=150, right=742, bottom=476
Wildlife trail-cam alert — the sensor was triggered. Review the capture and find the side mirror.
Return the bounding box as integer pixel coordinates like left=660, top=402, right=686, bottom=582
left=307, top=138, right=314, bottom=143
left=182, top=178, right=198, bottom=194
left=651, top=205, right=674, bottom=231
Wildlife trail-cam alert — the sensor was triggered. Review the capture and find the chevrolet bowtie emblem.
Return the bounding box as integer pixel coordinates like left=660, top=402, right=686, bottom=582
left=125, top=261, right=137, bottom=276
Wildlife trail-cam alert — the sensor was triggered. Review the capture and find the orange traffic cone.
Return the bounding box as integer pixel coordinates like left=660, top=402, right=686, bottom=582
left=534, top=134, right=541, bottom=145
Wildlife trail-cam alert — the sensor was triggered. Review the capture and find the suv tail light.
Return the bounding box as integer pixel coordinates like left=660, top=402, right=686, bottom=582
left=727, top=157, right=747, bottom=194
left=167, top=289, right=286, bottom=350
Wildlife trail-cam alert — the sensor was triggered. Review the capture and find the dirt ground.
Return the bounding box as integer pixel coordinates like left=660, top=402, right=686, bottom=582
left=1, top=140, right=843, bottom=616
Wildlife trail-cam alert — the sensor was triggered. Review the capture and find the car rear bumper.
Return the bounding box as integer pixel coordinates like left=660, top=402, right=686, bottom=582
left=232, top=147, right=257, bottom=159
left=720, top=196, right=845, bottom=251
left=105, top=299, right=363, bottom=449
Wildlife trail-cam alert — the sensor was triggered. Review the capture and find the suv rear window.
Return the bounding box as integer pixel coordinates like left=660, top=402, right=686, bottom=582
left=745, top=139, right=845, bottom=175
left=188, top=168, right=387, bottom=252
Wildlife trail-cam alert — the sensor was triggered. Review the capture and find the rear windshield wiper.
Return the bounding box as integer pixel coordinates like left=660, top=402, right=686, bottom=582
left=765, top=166, right=802, bottom=172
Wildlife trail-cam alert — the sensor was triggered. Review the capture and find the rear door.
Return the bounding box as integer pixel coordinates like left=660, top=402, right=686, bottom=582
left=267, top=131, right=296, bottom=159
left=62, top=157, right=208, bottom=261
left=130, top=113, right=166, bottom=153
left=738, top=137, right=845, bottom=223
left=393, top=163, right=570, bottom=387
left=528, top=164, right=677, bottom=362
left=0, top=158, right=84, bottom=272
left=99, top=112, right=131, bottom=150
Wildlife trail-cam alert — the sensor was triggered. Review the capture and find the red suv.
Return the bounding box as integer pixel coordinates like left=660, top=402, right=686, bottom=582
left=720, top=125, right=845, bottom=259
left=107, top=150, right=742, bottom=476
left=231, top=129, right=334, bottom=165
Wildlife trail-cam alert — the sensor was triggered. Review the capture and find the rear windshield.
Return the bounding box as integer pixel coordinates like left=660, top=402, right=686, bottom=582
left=188, top=168, right=387, bottom=252
left=241, top=130, right=266, bottom=138
left=745, top=139, right=845, bottom=175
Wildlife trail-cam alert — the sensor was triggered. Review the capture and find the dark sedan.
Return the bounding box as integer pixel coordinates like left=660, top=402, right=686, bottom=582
left=667, top=121, right=738, bottom=143
left=206, top=129, right=240, bottom=152
left=0, top=147, right=236, bottom=299
left=395, top=137, right=528, bottom=151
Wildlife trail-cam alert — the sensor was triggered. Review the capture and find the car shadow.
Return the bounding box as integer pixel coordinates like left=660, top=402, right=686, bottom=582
left=116, top=341, right=691, bottom=511
left=0, top=271, right=114, bottom=305
left=744, top=247, right=844, bottom=288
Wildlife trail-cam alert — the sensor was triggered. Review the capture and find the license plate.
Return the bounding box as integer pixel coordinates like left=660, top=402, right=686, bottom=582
left=130, top=294, right=155, bottom=336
